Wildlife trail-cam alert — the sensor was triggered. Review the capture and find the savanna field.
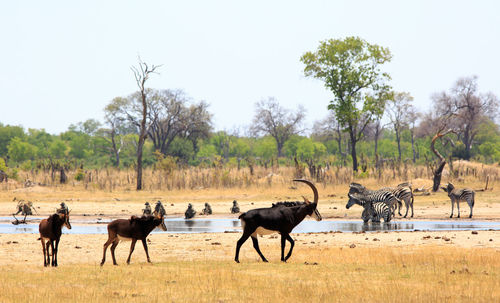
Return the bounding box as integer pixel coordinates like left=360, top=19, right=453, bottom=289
left=0, top=161, right=499, bottom=302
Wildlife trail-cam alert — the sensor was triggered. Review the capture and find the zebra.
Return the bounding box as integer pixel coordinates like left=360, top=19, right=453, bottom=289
left=348, top=183, right=401, bottom=217
left=441, top=183, right=475, bottom=218
left=349, top=182, right=413, bottom=218
left=272, top=201, right=322, bottom=221
left=349, top=193, right=391, bottom=223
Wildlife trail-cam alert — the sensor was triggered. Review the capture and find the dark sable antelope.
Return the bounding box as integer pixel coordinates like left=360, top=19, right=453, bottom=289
left=38, top=212, right=72, bottom=267
left=100, top=213, right=167, bottom=266
left=235, top=179, right=320, bottom=263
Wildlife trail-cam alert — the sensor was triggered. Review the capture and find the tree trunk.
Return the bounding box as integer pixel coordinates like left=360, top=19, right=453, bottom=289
left=410, top=128, right=416, bottom=164
left=136, top=141, right=144, bottom=190
left=349, top=131, right=358, bottom=172
left=137, top=91, right=148, bottom=190
left=374, top=126, right=380, bottom=170
left=430, top=129, right=454, bottom=192
left=432, top=161, right=446, bottom=192
left=396, top=128, right=402, bottom=162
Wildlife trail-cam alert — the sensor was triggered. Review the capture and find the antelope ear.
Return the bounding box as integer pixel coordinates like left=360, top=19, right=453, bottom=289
left=302, top=195, right=311, bottom=204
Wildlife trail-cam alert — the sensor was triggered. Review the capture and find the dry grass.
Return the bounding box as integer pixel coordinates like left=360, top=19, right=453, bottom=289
left=2, top=161, right=498, bottom=193
left=0, top=246, right=498, bottom=302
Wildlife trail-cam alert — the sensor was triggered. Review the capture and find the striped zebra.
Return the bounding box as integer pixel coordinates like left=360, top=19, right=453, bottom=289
left=348, top=193, right=392, bottom=223
left=441, top=183, right=475, bottom=218
left=272, top=201, right=323, bottom=221
left=348, top=183, right=401, bottom=217
left=350, top=182, right=414, bottom=218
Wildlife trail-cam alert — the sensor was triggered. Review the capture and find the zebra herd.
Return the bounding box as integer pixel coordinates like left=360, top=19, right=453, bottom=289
left=346, top=182, right=475, bottom=222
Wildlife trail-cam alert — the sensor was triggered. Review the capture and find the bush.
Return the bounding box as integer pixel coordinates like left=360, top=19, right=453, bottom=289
left=74, top=169, right=85, bottom=181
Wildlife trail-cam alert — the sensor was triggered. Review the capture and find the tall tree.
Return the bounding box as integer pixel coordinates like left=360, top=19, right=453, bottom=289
left=301, top=36, right=392, bottom=171
left=312, top=111, right=347, bottom=164
left=131, top=59, right=161, bottom=190
left=101, top=97, right=128, bottom=167
left=434, top=76, right=499, bottom=160
left=386, top=92, right=414, bottom=162
left=250, top=97, right=305, bottom=157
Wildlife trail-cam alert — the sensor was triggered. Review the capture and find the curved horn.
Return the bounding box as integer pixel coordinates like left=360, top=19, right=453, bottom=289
left=293, top=179, right=318, bottom=204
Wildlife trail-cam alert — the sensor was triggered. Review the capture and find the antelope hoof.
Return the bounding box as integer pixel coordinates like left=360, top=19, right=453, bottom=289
left=235, top=260, right=240, bottom=263
left=469, top=215, right=472, bottom=218
left=457, top=214, right=460, bottom=218
left=449, top=215, right=453, bottom=218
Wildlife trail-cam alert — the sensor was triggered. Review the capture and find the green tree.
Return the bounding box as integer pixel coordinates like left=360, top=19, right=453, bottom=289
left=254, top=136, right=278, bottom=162
left=0, top=124, right=25, bottom=157
left=49, top=139, right=68, bottom=159
left=7, top=137, right=37, bottom=162
left=301, top=36, right=392, bottom=171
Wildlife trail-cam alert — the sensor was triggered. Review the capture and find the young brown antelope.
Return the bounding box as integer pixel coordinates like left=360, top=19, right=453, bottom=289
left=38, top=212, right=72, bottom=267
left=100, top=213, right=167, bottom=266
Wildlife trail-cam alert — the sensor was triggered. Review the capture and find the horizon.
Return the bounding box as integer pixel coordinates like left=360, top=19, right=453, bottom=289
left=1, top=1, right=499, bottom=135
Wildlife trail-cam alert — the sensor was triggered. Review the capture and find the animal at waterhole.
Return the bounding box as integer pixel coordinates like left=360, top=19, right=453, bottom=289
left=347, top=183, right=403, bottom=217
left=38, top=211, right=72, bottom=267
left=441, top=183, right=475, bottom=218
left=234, top=179, right=320, bottom=263
left=100, top=213, right=167, bottom=266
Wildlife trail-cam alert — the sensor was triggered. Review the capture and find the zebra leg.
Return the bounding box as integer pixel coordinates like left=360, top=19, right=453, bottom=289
left=457, top=200, right=461, bottom=218
left=469, top=193, right=474, bottom=218
left=403, top=198, right=409, bottom=218
left=450, top=198, right=454, bottom=218
left=410, top=195, right=414, bottom=218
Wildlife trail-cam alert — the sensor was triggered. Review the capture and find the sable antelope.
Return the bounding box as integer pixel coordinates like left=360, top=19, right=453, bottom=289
left=100, top=213, right=167, bottom=266
left=234, top=179, right=320, bottom=263
left=38, top=212, right=72, bottom=267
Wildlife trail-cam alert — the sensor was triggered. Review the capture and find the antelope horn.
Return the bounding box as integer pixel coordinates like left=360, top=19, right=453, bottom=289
left=293, top=179, right=318, bottom=204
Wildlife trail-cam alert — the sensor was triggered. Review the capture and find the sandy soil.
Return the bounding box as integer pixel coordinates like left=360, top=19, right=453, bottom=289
left=0, top=229, right=498, bottom=266
left=0, top=181, right=498, bottom=267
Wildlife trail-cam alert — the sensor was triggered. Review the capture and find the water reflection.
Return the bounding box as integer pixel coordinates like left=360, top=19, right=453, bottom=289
left=0, top=219, right=499, bottom=234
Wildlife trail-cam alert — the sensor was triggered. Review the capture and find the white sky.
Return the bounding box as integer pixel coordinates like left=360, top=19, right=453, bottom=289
left=1, top=1, right=499, bottom=134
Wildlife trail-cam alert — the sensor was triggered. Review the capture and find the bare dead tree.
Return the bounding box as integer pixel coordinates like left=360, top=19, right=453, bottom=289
left=434, top=76, right=499, bottom=160
left=312, top=111, right=347, bottom=164
left=250, top=97, right=305, bottom=157
left=386, top=92, right=414, bottom=162
left=101, top=97, right=128, bottom=167
left=131, top=59, right=161, bottom=190
left=147, top=89, right=186, bottom=155
left=430, top=128, right=456, bottom=192
left=407, top=107, right=420, bottom=163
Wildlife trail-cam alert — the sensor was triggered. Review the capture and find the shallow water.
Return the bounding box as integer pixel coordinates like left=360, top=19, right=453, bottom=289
left=1, top=218, right=499, bottom=234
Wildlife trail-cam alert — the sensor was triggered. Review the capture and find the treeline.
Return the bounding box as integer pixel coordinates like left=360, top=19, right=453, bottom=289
left=1, top=37, right=500, bottom=182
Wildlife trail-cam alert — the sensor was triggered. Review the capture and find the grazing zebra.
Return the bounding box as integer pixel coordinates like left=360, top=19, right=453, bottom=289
left=348, top=183, right=400, bottom=217
left=272, top=201, right=323, bottom=221
left=441, top=183, right=475, bottom=218
left=350, top=182, right=413, bottom=217
left=349, top=193, right=391, bottom=223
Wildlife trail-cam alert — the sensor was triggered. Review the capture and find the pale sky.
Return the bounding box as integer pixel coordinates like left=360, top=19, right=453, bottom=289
left=1, top=1, right=499, bottom=134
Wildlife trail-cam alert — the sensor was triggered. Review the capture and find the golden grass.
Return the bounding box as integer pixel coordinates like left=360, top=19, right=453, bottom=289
left=2, top=160, right=498, bottom=193
left=0, top=246, right=498, bottom=303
